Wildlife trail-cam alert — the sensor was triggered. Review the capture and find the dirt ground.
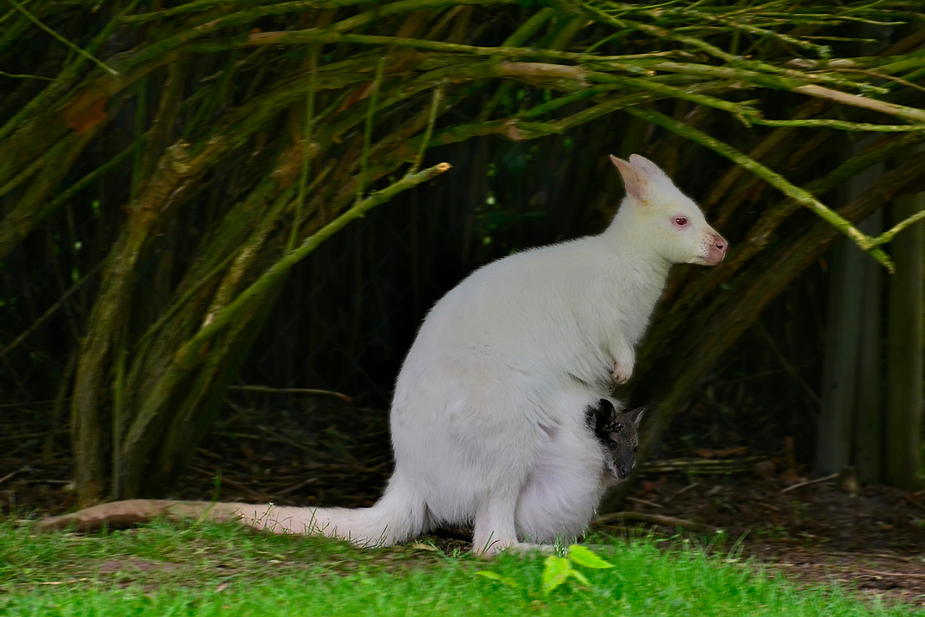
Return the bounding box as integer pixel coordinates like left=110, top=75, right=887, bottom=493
left=2, top=397, right=924, bottom=609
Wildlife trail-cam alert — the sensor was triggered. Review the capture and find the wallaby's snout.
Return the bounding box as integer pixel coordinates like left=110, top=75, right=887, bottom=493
left=702, top=230, right=728, bottom=265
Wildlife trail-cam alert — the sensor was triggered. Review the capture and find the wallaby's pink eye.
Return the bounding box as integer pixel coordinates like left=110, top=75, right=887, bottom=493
left=673, top=216, right=689, bottom=227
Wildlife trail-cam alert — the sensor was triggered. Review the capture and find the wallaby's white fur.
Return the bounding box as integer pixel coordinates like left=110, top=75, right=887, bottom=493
left=234, top=154, right=727, bottom=553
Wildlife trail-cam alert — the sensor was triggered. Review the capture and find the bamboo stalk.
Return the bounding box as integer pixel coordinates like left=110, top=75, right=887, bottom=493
left=117, top=162, right=451, bottom=481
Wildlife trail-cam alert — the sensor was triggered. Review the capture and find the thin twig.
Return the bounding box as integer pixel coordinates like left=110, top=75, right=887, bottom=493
left=289, top=47, right=317, bottom=252
left=871, top=208, right=925, bottom=246
left=670, top=482, right=701, bottom=499
left=830, top=68, right=925, bottom=93
left=779, top=472, right=838, bottom=494
left=228, top=385, right=352, bottom=402
left=0, top=466, right=30, bottom=486
left=0, top=71, right=55, bottom=81
left=356, top=56, right=386, bottom=205
left=0, top=261, right=104, bottom=360
left=858, top=568, right=925, bottom=581
left=409, top=83, right=443, bottom=175
left=626, top=496, right=663, bottom=509
left=595, top=511, right=718, bottom=534
left=6, top=0, right=118, bottom=76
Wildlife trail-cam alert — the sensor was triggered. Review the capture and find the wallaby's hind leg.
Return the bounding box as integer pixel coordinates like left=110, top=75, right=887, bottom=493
left=472, top=490, right=553, bottom=556
left=472, top=491, right=520, bottom=554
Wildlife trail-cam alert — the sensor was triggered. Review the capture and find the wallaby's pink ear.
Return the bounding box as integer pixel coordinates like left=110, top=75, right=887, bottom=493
left=628, top=154, right=668, bottom=180
left=610, top=155, right=648, bottom=203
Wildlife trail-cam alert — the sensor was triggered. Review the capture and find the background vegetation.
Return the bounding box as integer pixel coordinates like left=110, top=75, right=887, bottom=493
left=1, top=0, right=923, bottom=508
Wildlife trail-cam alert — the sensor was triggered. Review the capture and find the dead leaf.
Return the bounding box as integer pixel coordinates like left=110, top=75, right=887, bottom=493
left=65, top=95, right=108, bottom=134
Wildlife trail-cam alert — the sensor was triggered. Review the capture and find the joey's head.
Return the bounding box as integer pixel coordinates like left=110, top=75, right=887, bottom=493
left=609, top=154, right=727, bottom=266
left=586, top=399, right=646, bottom=486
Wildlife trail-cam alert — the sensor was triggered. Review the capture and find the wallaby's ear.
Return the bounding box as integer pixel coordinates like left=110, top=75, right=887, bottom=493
left=627, top=405, right=647, bottom=427
left=628, top=154, right=668, bottom=181
left=610, top=155, right=648, bottom=203
left=598, top=398, right=618, bottom=422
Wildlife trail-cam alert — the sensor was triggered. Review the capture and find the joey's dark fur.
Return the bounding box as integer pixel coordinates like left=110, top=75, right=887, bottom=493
left=586, top=399, right=646, bottom=486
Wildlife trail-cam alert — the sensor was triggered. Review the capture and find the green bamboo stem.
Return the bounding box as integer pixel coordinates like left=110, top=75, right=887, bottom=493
left=584, top=4, right=892, bottom=92
left=0, top=70, right=54, bottom=80
left=37, top=138, right=145, bottom=222
left=872, top=209, right=925, bottom=246
left=118, top=0, right=383, bottom=25
left=476, top=11, right=578, bottom=122
left=752, top=118, right=925, bottom=131
left=410, top=83, right=442, bottom=174
left=238, top=29, right=681, bottom=68
left=6, top=0, right=118, bottom=76
left=0, top=131, right=75, bottom=198
left=321, top=0, right=518, bottom=35
left=132, top=154, right=332, bottom=360
left=0, top=129, right=101, bottom=261
left=625, top=106, right=895, bottom=271
left=119, top=162, right=451, bottom=469
left=585, top=71, right=759, bottom=119
left=793, top=84, right=925, bottom=123
left=290, top=48, right=317, bottom=253
left=232, top=31, right=925, bottom=128
left=356, top=57, right=386, bottom=205
left=681, top=8, right=832, bottom=56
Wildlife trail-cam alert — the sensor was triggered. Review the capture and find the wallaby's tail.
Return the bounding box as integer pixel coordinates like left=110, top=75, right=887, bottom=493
left=35, top=473, right=427, bottom=548
left=234, top=470, right=428, bottom=548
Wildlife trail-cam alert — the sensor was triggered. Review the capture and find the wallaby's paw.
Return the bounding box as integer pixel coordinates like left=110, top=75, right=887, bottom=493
left=611, top=361, right=632, bottom=384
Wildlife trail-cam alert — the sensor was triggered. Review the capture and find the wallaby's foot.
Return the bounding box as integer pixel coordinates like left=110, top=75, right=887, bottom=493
left=475, top=539, right=556, bottom=558
left=501, top=542, right=557, bottom=557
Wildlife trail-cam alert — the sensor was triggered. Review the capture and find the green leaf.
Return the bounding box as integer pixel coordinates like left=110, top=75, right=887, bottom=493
left=474, top=570, right=520, bottom=589
left=567, top=545, right=615, bottom=569
left=542, top=555, right=572, bottom=595
left=570, top=570, right=592, bottom=586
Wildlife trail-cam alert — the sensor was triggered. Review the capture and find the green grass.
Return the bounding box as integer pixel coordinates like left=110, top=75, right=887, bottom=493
left=0, top=518, right=919, bottom=616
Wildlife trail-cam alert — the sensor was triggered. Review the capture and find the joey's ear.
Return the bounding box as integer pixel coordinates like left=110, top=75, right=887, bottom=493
left=628, top=406, right=647, bottom=427
left=610, top=155, right=648, bottom=203
left=628, top=154, right=668, bottom=180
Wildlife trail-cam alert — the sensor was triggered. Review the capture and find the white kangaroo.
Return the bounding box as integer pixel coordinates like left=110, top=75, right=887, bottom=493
left=41, top=154, right=727, bottom=554
left=231, top=154, right=727, bottom=553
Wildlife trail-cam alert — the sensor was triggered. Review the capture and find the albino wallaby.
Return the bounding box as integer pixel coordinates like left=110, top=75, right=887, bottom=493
left=40, top=154, right=726, bottom=554
left=586, top=399, right=646, bottom=487
left=230, top=154, right=726, bottom=553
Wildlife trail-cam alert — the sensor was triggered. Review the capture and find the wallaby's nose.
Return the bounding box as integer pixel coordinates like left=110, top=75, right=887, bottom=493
left=620, top=465, right=628, bottom=478
left=703, top=232, right=728, bottom=265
